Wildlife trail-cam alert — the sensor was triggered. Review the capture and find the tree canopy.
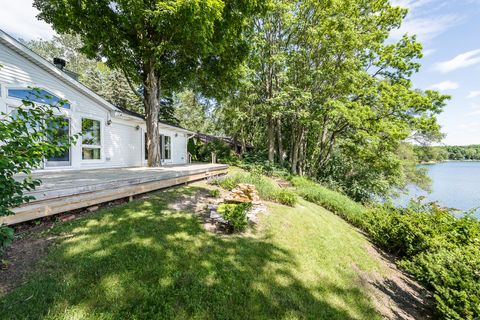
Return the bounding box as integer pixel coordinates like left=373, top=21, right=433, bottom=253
left=34, top=0, right=262, bottom=166
left=218, top=0, right=449, bottom=201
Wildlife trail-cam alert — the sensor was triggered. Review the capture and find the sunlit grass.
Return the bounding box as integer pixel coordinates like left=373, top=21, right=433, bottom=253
left=0, top=184, right=383, bottom=319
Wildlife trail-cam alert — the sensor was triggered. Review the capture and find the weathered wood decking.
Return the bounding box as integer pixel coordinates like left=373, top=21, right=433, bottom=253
left=1, top=163, right=228, bottom=225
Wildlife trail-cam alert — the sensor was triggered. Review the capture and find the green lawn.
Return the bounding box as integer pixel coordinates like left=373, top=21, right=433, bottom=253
left=1, top=184, right=384, bottom=319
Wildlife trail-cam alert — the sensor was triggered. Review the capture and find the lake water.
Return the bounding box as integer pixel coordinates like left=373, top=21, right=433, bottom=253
left=399, top=161, right=480, bottom=216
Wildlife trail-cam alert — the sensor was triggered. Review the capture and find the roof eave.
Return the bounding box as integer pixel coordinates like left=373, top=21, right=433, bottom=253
left=0, top=29, right=117, bottom=112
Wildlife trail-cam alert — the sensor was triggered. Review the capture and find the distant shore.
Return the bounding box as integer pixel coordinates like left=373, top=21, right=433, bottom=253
left=419, top=159, right=480, bottom=165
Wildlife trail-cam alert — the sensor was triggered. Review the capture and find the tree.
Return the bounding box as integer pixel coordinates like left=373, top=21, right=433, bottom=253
left=34, top=0, right=262, bottom=166
left=173, top=90, right=215, bottom=134
left=0, top=88, right=77, bottom=250
left=217, top=0, right=449, bottom=201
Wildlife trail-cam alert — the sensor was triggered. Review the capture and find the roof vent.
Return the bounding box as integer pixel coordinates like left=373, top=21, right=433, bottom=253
left=53, top=57, right=66, bottom=70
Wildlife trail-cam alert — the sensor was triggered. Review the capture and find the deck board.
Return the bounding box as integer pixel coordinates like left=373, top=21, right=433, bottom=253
left=3, top=163, right=228, bottom=225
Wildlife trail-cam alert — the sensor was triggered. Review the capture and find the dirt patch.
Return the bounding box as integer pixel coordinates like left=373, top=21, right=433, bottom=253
left=354, top=244, right=436, bottom=320
left=0, top=234, right=56, bottom=296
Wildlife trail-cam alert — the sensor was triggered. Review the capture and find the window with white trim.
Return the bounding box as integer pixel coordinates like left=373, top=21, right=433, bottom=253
left=163, top=135, right=171, bottom=160
left=8, top=88, right=71, bottom=109
left=81, top=118, right=101, bottom=160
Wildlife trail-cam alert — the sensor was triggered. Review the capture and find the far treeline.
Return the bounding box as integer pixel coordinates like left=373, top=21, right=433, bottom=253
left=414, top=145, right=480, bottom=163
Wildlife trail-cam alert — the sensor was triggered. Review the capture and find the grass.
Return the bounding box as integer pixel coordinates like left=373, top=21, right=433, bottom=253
left=0, top=183, right=385, bottom=320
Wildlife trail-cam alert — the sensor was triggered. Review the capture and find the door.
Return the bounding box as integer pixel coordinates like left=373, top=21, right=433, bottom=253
left=46, top=117, right=71, bottom=167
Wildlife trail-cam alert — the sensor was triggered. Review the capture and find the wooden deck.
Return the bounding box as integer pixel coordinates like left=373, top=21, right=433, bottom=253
left=1, top=163, right=228, bottom=225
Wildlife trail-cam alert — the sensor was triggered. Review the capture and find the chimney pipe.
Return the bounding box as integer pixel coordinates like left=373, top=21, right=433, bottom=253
left=53, top=57, right=66, bottom=70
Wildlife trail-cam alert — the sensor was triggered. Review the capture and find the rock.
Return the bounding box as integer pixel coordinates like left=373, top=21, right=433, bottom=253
left=60, top=214, right=75, bottom=222
left=86, top=206, right=99, bottom=212
left=224, top=184, right=261, bottom=204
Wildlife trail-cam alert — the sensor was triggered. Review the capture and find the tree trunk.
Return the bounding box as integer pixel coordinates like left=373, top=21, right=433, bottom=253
left=143, top=61, right=162, bottom=167
left=276, top=117, right=284, bottom=165
left=267, top=113, right=275, bottom=162
left=298, top=129, right=306, bottom=176
left=291, top=128, right=304, bottom=175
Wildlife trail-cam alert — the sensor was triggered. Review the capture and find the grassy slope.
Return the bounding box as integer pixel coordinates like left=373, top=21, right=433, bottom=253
left=0, top=185, right=384, bottom=320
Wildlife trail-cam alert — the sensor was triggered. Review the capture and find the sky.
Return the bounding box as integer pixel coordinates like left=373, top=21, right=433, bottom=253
left=0, top=0, right=480, bottom=145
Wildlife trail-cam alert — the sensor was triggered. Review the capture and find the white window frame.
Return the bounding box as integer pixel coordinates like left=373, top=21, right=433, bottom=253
left=163, top=135, right=172, bottom=161
left=3, top=83, right=75, bottom=113
left=81, top=116, right=104, bottom=162
left=2, top=83, right=75, bottom=169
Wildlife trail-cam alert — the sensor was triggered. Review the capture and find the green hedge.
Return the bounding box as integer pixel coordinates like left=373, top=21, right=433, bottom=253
left=291, top=176, right=480, bottom=320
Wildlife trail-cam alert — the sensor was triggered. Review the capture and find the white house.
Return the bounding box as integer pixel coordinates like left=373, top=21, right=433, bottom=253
left=0, top=29, right=194, bottom=170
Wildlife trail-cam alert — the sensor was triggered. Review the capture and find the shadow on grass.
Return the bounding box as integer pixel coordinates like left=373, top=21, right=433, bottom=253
left=1, top=187, right=379, bottom=319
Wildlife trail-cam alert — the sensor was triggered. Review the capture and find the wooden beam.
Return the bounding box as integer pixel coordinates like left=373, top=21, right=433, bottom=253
left=1, top=168, right=227, bottom=225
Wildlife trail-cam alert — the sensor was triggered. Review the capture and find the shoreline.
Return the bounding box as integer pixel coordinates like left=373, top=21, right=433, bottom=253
left=419, top=159, right=480, bottom=165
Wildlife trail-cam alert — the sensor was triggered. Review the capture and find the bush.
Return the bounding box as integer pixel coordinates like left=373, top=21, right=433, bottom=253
left=212, top=171, right=297, bottom=206
left=218, top=203, right=252, bottom=232
left=275, top=189, right=297, bottom=207
left=291, top=176, right=480, bottom=319
left=0, top=226, right=14, bottom=253
left=208, top=189, right=220, bottom=198
left=402, top=245, right=480, bottom=320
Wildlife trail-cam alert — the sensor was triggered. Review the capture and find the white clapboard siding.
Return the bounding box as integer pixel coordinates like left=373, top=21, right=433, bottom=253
left=105, top=122, right=143, bottom=167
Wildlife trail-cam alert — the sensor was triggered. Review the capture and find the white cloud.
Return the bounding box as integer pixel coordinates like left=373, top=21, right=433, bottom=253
left=434, top=49, right=480, bottom=73
left=423, top=48, right=437, bottom=57
left=390, top=0, right=462, bottom=43
left=427, top=81, right=460, bottom=91
left=0, top=0, right=55, bottom=40
left=391, top=0, right=438, bottom=11
left=468, top=91, right=480, bottom=98
left=390, top=14, right=461, bottom=43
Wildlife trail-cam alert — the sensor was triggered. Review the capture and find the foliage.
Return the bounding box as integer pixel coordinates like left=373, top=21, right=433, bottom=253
left=401, top=245, right=480, bottom=320
left=217, top=0, right=448, bottom=200
left=174, top=90, right=216, bottom=134
left=0, top=226, right=14, bottom=252
left=291, top=177, right=480, bottom=319
left=217, top=202, right=252, bottom=232
left=0, top=91, right=77, bottom=251
left=208, top=189, right=221, bottom=198
left=34, top=0, right=263, bottom=166
left=190, top=139, right=237, bottom=164
left=212, top=170, right=297, bottom=206
left=415, top=145, right=480, bottom=162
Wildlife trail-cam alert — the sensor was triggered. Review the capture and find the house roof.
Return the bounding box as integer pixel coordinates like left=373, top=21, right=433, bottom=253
left=115, top=106, right=195, bottom=134
left=0, top=29, right=194, bottom=134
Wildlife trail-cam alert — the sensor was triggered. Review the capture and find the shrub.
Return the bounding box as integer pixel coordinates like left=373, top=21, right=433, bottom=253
left=291, top=176, right=480, bottom=319
left=208, top=189, right=220, bottom=198
left=401, top=245, right=480, bottom=320
left=275, top=189, right=297, bottom=207
left=0, top=226, right=14, bottom=252
left=218, top=203, right=252, bottom=232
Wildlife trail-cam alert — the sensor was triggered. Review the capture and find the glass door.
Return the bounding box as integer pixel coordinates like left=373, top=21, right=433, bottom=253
left=46, top=117, right=71, bottom=167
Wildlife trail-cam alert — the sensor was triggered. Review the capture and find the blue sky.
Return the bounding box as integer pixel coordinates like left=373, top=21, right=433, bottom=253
left=1, top=0, right=479, bottom=145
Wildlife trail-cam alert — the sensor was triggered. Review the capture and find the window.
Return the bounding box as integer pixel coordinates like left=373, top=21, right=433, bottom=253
left=82, top=118, right=101, bottom=160
left=144, top=133, right=171, bottom=161
left=163, top=135, right=171, bottom=160
left=46, top=117, right=71, bottom=164
left=8, top=88, right=71, bottom=109
left=144, top=133, right=148, bottom=160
